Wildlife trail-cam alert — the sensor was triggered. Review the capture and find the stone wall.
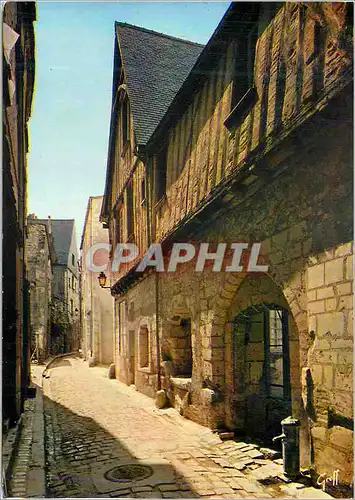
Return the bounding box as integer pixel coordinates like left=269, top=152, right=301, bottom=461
left=81, top=196, right=114, bottom=365
left=27, top=223, right=52, bottom=362
left=306, top=243, right=353, bottom=483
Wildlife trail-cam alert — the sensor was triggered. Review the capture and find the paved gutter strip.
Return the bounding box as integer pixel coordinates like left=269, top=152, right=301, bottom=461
left=7, top=398, right=35, bottom=497
left=27, top=372, right=46, bottom=497
left=6, top=366, right=47, bottom=498
left=2, top=416, right=22, bottom=495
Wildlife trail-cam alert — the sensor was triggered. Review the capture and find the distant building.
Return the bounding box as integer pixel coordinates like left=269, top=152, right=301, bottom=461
left=3, top=1, right=36, bottom=426
left=27, top=216, right=56, bottom=362
left=80, top=196, right=114, bottom=365
left=50, top=220, right=80, bottom=353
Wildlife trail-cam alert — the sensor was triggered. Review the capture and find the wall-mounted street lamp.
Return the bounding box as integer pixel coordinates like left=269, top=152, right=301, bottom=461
left=98, top=272, right=110, bottom=289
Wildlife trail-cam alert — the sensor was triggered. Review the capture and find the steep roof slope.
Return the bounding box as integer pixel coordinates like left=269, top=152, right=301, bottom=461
left=116, top=22, right=204, bottom=146
left=51, top=219, right=75, bottom=266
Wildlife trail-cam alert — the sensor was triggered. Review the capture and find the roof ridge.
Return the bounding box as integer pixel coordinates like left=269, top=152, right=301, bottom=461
left=50, top=219, right=75, bottom=222
left=115, top=21, right=205, bottom=48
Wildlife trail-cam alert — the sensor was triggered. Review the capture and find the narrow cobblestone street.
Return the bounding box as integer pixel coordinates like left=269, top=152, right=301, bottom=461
left=15, top=355, right=330, bottom=499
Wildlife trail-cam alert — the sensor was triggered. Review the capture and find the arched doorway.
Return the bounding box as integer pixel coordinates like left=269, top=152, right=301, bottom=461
left=232, top=303, right=291, bottom=441
left=225, top=273, right=301, bottom=444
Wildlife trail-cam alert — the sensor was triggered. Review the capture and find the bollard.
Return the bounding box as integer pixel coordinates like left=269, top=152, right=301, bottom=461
left=273, top=416, right=300, bottom=477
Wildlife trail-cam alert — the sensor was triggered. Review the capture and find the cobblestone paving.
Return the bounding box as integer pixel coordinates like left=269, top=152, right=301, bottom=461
left=39, top=357, right=331, bottom=499
left=7, top=398, right=35, bottom=497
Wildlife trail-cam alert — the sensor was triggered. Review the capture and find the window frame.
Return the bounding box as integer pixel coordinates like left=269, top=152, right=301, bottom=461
left=224, top=22, right=259, bottom=132
left=238, top=303, right=290, bottom=400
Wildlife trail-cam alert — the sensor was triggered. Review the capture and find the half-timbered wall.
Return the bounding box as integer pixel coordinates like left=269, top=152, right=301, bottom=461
left=154, top=2, right=352, bottom=243
left=108, top=74, right=149, bottom=280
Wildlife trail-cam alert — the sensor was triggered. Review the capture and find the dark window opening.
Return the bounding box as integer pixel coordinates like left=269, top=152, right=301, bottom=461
left=114, top=202, right=123, bottom=246
left=257, top=2, right=282, bottom=37
left=122, top=97, right=130, bottom=146
left=126, top=181, right=134, bottom=242
left=231, top=25, right=258, bottom=111
left=141, top=177, right=146, bottom=203
left=72, top=253, right=75, bottom=266
left=155, top=145, right=167, bottom=203
left=313, top=22, right=326, bottom=96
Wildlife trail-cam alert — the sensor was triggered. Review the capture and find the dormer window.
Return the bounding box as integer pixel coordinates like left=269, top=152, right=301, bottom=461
left=224, top=21, right=258, bottom=132
left=230, top=23, right=258, bottom=111
left=224, top=4, right=282, bottom=133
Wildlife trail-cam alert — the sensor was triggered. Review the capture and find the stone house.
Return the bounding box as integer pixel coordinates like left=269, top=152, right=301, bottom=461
left=50, top=220, right=80, bottom=353
left=3, top=1, right=36, bottom=427
left=27, top=215, right=56, bottom=362
left=80, top=196, right=114, bottom=365
left=101, top=2, right=353, bottom=483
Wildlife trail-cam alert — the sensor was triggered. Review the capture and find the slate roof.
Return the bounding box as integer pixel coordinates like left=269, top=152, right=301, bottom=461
left=116, top=22, right=204, bottom=146
left=51, top=219, right=75, bottom=266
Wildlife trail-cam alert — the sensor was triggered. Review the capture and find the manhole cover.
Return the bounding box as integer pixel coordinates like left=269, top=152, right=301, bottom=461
left=104, top=464, right=153, bottom=483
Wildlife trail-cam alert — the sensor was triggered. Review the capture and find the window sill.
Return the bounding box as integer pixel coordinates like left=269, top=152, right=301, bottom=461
left=224, top=86, right=258, bottom=132
left=138, top=366, right=151, bottom=373
left=170, top=376, right=192, bottom=391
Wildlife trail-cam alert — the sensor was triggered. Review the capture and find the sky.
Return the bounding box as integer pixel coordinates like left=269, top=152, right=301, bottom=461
left=27, top=0, right=231, bottom=246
